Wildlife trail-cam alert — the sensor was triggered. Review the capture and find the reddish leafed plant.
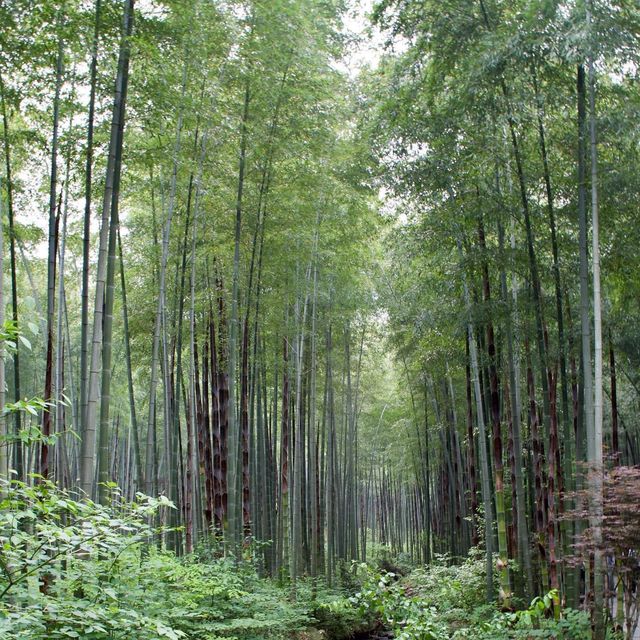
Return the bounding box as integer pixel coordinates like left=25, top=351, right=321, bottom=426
left=566, top=465, right=640, bottom=638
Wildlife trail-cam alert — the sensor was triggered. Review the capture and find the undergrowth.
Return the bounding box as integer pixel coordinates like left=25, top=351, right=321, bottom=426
left=0, top=478, right=315, bottom=639
left=338, top=553, right=593, bottom=640
left=0, top=478, right=599, bottom=640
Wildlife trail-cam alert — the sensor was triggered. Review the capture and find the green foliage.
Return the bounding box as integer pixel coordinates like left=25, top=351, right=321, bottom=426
left=403, top=551, right=490, bottom=615
left=140, top=555, right=313, bottom=640
left=333, top=558, right=591, bottom=640
left=368, top=543, right=414, bottom=576
left=1, top=318, right=74, bottom=448
left=315, top=595, right=369, bottom=640
left=0, top=318, right=35, bottom=355
left=346, top=564, right=449, bottom=640
left=459, top=604, right=591, bottom=640
left=1, top=395, right=74, bottom=448
left=0, top=480, right=313, bottom=639
left=0, top=478, right=175, bottom=638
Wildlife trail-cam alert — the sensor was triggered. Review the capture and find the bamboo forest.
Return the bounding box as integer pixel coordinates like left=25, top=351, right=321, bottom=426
left=0, top=0, right=639, bottom=638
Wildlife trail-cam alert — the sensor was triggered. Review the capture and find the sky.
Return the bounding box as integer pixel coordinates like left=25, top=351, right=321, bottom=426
left=339, top=0, right=384, bottom=77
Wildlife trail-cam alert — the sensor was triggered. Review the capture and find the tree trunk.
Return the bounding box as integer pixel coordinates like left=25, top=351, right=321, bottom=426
left=96, top=0, right=133, bottom=504
left=465, top=337, right=479, bottom=548
left=609, top=337, right=619, bottom=462
left=227, top=79, right=250, bottom=555
left=80, top=0, right=134, bottom=496
left=55, top=132, right=73, bottom=487
left=118, top=227, right=143, bottom=491
left=145, top=172, right=160, bottom=498
left=587, top=3, right=604, bottom=630
left=80, top=0, right=102, bottom=449
left=42, top=29, right=64, bottom=480
left=0, top=74, right=22, bottom=479
left=0, top=177, right=6, bottom=480
left=478, top=216, right=510, bottom=606
left=526, top=337, right=548, bottom=593
left=499, top=220, right=533, bottom=599
left=157, top=57, right=188, bottom=544
left=461, top=250, right=494, bottom=601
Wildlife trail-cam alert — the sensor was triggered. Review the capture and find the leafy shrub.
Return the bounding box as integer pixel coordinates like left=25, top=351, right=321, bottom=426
left=455, top=598, right=591, bottom=639
left=346, top=564, right=448, bottom=640
left=0, top=478, right=313, bottom=640
left=315, top=596, right=367, bottom=640
left=0, top=478, right=181, bottom=639
left=368, top=543, right=413, bottom=576
left=405, top=549, right=490, bottom=615
left=340, top=558, right=592, bottom=640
